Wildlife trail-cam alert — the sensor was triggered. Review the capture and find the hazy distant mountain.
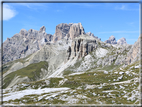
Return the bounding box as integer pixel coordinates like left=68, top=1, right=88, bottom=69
left=117, top=37, right=127, bottom=45
left=104, top=35, right=117, bottom=44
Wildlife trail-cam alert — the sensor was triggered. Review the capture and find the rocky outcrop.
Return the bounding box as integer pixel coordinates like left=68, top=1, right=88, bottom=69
left=86, top=32, right=101, bottom=40
left=2, top=26, right=53, bottom=64
left=53, top=23, right=85, bottom=42
left=104, top=35, right=117, bottom=44
left=53, top=23, right=72, bottom=42
left=68, top=23, right=85, bottom=40
left=117, top=37, right=127, bottom=45
left=66, top=35, right=97, bottom=60
left=125, top=36, right=140, bottom=64
left=39, top=26, right=46, bottom=33
left=2, top=22, right=85, bottom=64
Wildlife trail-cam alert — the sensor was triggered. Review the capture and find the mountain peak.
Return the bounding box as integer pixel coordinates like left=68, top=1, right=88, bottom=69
left=109, top=35, right=116, bottom=41
left=53, top=23, right=85, bottom=42
left=39, top=26, right=46, bottom=33
left=20, top=29, right=27, bottom=36
left=104, top=35, right=117, bottom=44
left=117, top=37, right=127, bottom=45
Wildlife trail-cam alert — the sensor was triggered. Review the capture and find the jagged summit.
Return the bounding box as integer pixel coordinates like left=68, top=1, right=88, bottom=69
left=104, top=35, right=127, bottom=45
left=39, top=26, right=46, bottom=33
left=2, top=26, right=53, bottom=64
left=117, top=37, right=127, bottom=45
left=1, top=23, right=134, bottom=65
left=104, top=35, right=117, bottom=44
left=53, top=22, right=85, bottom=42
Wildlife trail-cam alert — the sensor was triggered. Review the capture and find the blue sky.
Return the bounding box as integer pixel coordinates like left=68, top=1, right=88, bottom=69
left=3, top=2, right=140, bottom=44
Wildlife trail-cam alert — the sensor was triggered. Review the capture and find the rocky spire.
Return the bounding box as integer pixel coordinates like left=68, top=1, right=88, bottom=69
left=104, top=35, right=117, bottom=44
left=39, top=26, right=46, bottom=33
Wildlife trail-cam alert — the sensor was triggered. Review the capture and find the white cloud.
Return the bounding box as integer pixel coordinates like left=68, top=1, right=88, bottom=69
left=3, top=4, right=17, bottom=21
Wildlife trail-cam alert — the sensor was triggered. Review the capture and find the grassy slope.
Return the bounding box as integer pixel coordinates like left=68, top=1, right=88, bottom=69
left=2, top=54, right=32, bottom=73
left=3, top=60, right=140, bottom=105
left=3, top=61, right=48, bottom=89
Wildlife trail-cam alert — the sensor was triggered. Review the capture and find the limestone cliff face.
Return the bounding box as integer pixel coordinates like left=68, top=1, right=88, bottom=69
left=66, top=35, right=97, bottom=60
left=53, top=23, right=72, bottom=42
left=53, top=23, right=85, bottom=42
left=126, top=36, right=140, bottom=64
left=68, top=23, right=85, bottom=40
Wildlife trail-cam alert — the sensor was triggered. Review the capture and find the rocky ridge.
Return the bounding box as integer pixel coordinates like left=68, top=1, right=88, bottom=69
left=2, top=26, right=53, bottom=64
left=104, top=35, right=127, bottom=45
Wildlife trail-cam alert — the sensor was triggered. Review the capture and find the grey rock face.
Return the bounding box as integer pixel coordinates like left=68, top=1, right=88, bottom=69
left=53, top=23, right=72, bottom=42
left=104, top=35, right=117, bottom=44
left=68, top=23, right=85, bottom=40
left=39, top=26, right=46, bottom=33
left=86, top=32, right=101, bottom=40
left=117, top=37, right=127, bottom=45
left=53, top=23, right=85, bottom=42
left=2, top=26, right=53, bottom=64
left=125, top=36, right=140, bottom=64
left=66, top=35, right=97, bottom=60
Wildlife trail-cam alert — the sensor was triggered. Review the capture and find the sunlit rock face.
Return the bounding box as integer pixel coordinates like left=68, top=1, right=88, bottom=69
left=125, top=36, right=140, bottom=65
left=66, top=35, right=97, bottom=60
left=53, top=23, right=85, bottom=42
